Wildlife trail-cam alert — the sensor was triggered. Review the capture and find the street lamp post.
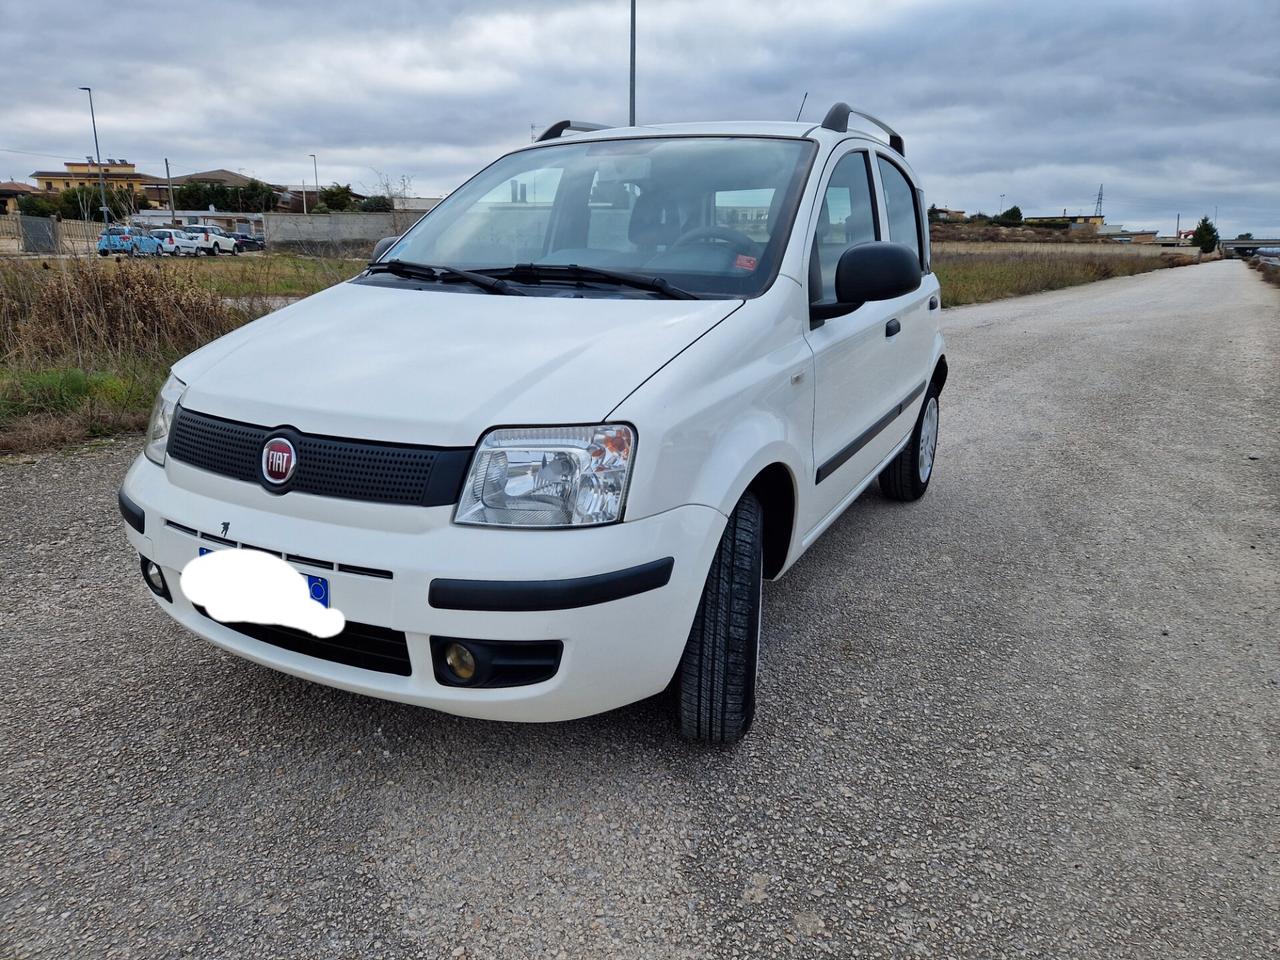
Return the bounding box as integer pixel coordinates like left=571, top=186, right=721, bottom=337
left=310, top=154, right=319, bottom=211
left=78, top=86, right=111, bottom=223
left=629, top=0, right=636, bottom=126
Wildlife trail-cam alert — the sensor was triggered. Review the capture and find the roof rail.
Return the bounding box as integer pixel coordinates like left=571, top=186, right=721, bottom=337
left=819, top=103, right=905, bottom=155
left=535, top=120, right=610, bottom=142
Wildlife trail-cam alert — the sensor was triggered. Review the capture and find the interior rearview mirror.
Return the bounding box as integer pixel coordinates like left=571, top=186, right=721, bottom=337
left=812, top=242, right=923, bottom=325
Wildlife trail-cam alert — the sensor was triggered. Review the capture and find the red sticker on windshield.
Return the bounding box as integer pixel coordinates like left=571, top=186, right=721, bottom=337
left=734, top=254, right=758, bottom=271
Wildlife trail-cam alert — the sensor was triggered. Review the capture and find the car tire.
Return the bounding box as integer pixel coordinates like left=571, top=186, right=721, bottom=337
left=231, top=244, right=239, bottom=256
left=208, top=245, right=218, bottom=256
left=879, top=387, right=940, bottom=502
left=674, top=491, right=764, bottom=744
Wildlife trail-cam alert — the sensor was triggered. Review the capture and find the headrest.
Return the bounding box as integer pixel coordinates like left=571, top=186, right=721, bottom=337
left=629, top=189, right=681, bottom=248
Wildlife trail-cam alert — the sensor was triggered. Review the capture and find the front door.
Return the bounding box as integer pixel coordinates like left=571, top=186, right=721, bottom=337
left=802, top=147, right=906, bottom=534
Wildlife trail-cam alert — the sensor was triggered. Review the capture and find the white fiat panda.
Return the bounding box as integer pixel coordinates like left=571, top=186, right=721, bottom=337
left=119, top=103, right=946, bottom=743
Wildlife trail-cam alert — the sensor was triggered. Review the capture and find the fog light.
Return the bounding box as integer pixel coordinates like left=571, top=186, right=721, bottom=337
left=140, top=555, right=171, bottom=601
left=443, top=642, right=477, bottom=682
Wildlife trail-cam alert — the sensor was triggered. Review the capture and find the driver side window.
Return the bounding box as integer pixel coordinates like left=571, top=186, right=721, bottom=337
left=810, top=151, right=878, bottom=303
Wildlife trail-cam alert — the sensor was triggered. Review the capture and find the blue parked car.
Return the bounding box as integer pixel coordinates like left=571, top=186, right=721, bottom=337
left=97, top=226, right=162, bottom=257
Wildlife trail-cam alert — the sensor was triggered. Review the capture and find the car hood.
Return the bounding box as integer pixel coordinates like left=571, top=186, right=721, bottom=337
left=174, top=280, right=740, bottom=446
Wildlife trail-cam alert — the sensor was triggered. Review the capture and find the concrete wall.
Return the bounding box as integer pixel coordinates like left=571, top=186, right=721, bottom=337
left=261, top=210, right=424, bottom=244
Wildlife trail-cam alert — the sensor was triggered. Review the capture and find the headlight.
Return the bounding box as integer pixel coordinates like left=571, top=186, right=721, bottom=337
left=455, top=425, right=635, bottom=528
left=144, top=374, right=185, bottom=466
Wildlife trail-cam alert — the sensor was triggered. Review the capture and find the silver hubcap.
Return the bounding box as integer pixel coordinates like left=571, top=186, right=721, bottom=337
left=918, top=397, right=938, bottom=483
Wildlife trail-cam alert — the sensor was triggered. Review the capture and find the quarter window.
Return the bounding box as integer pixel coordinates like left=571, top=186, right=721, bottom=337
left=810, top=151, right=878, bottom=303
left=876, top=157, right=922, bottom=265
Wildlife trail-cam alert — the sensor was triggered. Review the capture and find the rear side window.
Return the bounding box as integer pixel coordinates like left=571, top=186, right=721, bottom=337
left=876, top=156, right=922, bottom=265
left=810, top=151, right=878, bottom=303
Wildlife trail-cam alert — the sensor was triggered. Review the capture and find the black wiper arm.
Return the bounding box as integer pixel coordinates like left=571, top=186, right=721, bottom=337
left=365, top=259, right=526, bottom=296
left=491, top=263, right=698, bottom=300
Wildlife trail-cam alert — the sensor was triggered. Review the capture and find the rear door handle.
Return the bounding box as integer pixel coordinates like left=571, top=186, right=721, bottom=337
left=885, top=318, right=901, bottom=338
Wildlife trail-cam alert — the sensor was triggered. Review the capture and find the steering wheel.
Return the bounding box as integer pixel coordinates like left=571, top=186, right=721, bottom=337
left=670, top=225, right=757, bottom=255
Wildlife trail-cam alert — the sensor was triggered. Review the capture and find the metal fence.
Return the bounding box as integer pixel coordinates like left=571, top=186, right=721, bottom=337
left=0, top=214, right=103, bottom=254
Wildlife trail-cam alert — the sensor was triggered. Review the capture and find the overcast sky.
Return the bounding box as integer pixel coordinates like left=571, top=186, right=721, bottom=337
left=2, top=0, right=1277, bottom=236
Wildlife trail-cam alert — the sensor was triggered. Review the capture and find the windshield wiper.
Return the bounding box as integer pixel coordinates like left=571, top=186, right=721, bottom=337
left=485, top=263, right=698, bottom=300
left=365, top=258, right=526, bottom=296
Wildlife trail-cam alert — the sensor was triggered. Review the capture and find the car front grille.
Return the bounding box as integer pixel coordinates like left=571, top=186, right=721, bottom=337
left=167, top=406, right=471, bottom=507
left=196, top=607, right=412, bottom=675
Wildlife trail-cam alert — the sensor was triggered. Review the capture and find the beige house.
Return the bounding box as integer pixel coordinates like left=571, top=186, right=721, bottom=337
left=0, top=180, right=37, bottom=214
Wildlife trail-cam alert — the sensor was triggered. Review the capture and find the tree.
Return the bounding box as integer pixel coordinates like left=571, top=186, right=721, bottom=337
left=927, top=203, right=941, bottom=223
left=239, top=178, right=277, bottom=212
left=359, top=195, right=393, bottom=212
left=318, top=183, right=354, bottom=211
left=17, top=194, right=58, bottom=217
left=1236, top=232, right=1253, bottom=240
left=174, top=182, right=216, bottom=211
left=1191, top=216, right=1219, bottom=253
left=994, top=204, right=1023, bottom=225
left=56, top=185, right=142, bottom=222
left=174, top=178, right=276, bottom=213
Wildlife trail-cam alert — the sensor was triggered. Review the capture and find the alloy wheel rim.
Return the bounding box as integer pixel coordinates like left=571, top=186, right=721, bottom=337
left=918, top=397, right=938, bottom=483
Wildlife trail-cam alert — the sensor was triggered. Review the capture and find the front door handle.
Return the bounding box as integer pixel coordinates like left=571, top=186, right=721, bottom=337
left=885, top=318, right=901, bottom=338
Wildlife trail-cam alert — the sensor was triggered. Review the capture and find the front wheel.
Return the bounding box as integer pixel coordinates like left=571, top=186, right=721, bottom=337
left=879, top=389, right=940, bottom=501
left=208, top=245, right=218, bottom=256
left=674, top=492, right=764, bottom=744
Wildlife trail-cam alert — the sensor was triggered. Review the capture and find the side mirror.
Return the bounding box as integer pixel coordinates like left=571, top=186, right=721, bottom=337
left=812, top=242, right=923, bottom=324
left=371, top=236, right=399, bottom=262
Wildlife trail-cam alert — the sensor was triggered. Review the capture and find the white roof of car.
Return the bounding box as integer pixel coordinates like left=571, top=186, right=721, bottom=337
left=540, top=119, right=892, bottom=146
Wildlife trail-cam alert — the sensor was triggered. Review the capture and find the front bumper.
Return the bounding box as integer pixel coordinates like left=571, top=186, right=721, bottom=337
left=119, top=455, right=726, bottom=722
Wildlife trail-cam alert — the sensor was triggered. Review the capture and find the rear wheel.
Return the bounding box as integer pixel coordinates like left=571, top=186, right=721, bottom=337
left=879, top=388, right=940, bottom=501
left=208, top=245, right=218, bottom=256
left=674, top=492, right=764, bottom=744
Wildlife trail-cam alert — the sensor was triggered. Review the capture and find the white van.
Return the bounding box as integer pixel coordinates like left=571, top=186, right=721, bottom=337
left=119, top=104, right=946, bottom=743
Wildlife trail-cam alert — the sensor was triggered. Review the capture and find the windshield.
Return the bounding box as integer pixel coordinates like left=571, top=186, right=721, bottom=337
left=386, top=136, right=816, bottom=298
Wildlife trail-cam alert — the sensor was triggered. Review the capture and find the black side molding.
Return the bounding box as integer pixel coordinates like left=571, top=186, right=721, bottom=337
left=430, top=558, right=674, bottom=612
left=816, top=381, right=926, bottom=484
left=118, top=487, right=145, bottom=534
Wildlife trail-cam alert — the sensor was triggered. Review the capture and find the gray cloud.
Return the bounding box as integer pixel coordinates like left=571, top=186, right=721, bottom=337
left=2, top=0, right=1276, bottom=235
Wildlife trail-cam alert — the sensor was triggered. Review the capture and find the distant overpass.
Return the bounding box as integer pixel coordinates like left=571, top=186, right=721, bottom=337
left=1219, top=238, right=1280, bottom=257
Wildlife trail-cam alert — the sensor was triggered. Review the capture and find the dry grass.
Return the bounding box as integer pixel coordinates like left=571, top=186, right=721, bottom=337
left=1, top=259, right=243, bottom=450
left=182, top=252, right=363, bottom=299
left=1248, top=256, right=1280, bottom=287
left=0, top=246, right=1210, bottom=451
left=932, top=249, right=1187, bottom=307
left=0, top=253, right=364, bottom=450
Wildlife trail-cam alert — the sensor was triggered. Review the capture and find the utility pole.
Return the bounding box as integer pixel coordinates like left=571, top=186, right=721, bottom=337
left=310, top=154, right=319, bottom=210
left=629, top=0, right=636, bottom=126
left=999, top=193, right=1005, bottom=214
left=78, top=87, right=110, bottom=223
left=164, top=158, right=177, bottom=224
left=1175, top=212, right=1180, bottom=241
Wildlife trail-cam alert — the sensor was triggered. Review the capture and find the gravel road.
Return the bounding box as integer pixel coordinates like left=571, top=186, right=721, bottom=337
left=3, top=259, right=1277, bottom=959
